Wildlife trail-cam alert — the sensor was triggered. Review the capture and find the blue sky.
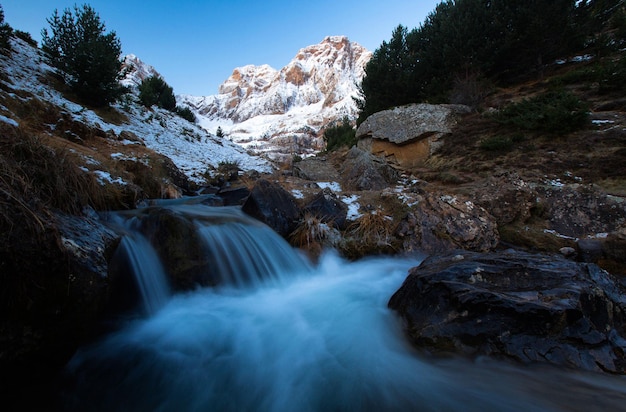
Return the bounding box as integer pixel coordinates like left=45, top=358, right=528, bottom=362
left=3, top=1, right=440, bottom=95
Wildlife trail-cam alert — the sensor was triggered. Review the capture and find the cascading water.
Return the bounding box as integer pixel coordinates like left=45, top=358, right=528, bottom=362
left=62, top=201, right=626, bottom=411
left=115, top=233, right=170, bottom=315
left=189, top=205, right=312, bottom=287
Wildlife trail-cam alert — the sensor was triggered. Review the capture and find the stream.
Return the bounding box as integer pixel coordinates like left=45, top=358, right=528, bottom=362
left=61, top=202, right=626, bottom=411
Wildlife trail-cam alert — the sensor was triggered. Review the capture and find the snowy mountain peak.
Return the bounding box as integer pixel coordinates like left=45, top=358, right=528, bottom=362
left=179, top=36, right=372, bottom=160
left=121, top=54, right=162, bottom=89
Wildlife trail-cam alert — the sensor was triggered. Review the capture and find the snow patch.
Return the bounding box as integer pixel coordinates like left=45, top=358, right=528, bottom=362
left=0, top=114, right=18, bottom=127
left=341, top=194, right=361, bottom=220
left=93, top=170, right=127, bottom=186
left=318, top=181, right=341, bottom=192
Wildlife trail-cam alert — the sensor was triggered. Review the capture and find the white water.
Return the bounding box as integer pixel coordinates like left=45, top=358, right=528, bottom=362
left=63, top=205, right=626, bottom=411
left=116, top=234, right=170, bottom=315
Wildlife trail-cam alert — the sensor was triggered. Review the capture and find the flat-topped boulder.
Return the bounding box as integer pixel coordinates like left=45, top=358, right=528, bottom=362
left=356, top=103, right=470, bottom=168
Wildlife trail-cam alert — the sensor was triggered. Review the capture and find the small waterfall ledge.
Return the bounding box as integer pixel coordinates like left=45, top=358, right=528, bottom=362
left=106, top=198, right=313, bottom=313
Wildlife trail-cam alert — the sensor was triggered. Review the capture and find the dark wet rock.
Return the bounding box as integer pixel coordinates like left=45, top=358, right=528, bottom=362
left=577, top=238, right=604, bottom=263
left=0, top=210, right=119, bottom=408
left=388, top=250, right=626, bottom=374
left=242, top=179, right=301, bottom=237
left=303, top=188, right=348, bottom=230
left=135, top=208, right=215, bottom=289
left=217, top=186, right=250, bottom=206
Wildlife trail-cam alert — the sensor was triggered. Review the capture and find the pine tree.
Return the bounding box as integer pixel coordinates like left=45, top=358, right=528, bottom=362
left=358, top=25, right=419, bottom=124
left=357, top=0, right=582, bottom=121
left=41, top=4, right=122, bottom=107
left=0, top=6, right=12, bottom=50
left=138, top=75, right=176, bottom=111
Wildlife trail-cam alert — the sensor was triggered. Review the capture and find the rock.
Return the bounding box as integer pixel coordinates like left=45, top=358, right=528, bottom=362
left=217, top=186, right=250, bottom=206
left=57, top=208, right=120, bottom=280
left=559, top=246, right=577, bottom=258
left=603, top=227, right=626, bottom=264
left=356, top=103, right=471, bottom=168
left=0, top=209, right=119, bottom=407
left=577, top=238, right=604, bottom=263
left=394, top=191, right=499, bottom=253
left=135, top=208, right=215, bottom=290
left=242, top=179, right=301, bottom=237
left=536, top=184, right=626, bottom=238
left=388, top=250, right=626, bottom=374
left=293, top=157, right=341, bottom=182
left=339, top=146, right=399, bottom=191
left=118, top=130, right=143, bottom=144
left=303, top=188, right=348, bottom=229
left=472, top=172, right=537, bottom=225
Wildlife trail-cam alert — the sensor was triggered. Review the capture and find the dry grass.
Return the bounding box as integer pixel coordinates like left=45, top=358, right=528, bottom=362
left=289, top=213, right=340, bottom=258
left=340, top=210, right=396, bottom=258
left=290, top=214, right=333, bottom=247
left=347, top=211, right=393, bottom=246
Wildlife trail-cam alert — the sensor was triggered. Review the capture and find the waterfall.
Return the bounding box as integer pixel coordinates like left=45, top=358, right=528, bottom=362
left=108, top=200, right=312, bottom=312
left=116, top=233, right=170, bottom=315
left=63, top=202, right=626, bottom=411
left=196, top=220, right=310, bottom=287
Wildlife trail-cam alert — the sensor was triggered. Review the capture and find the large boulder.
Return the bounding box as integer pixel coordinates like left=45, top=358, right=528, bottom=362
left=388, top=250, right=626, bottom=374
left=293, top=156, right=341, bottom=182
left=242, top=179, right=301, bottom=237
left=394, top=191, right=499, bottom=253
left=356, top=103, right=471, bottom=168
left=339, top=146, right=399, bottom=191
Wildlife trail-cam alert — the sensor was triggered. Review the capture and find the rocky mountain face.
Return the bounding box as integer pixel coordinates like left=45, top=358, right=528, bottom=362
left=120, top=54, right=162, bottom=88
left=179, top=36, right=372, bottom=160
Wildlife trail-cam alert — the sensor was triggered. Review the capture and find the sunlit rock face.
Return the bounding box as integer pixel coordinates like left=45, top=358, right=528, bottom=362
left=179, top=36, right=372, bottom=161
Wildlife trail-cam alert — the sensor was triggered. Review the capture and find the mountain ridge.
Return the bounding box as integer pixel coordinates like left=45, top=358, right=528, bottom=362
left=178, top=35, right=372, bottom=160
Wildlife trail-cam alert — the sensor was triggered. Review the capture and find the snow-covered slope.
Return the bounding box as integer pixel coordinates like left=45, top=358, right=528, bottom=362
left=179, top=36, right=372, bottom=160
left=0, top=37, right=271, bottom=184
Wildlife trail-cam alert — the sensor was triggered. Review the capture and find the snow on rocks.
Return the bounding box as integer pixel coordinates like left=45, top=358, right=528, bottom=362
left=341, top=194, right=362, bottom=220
left=0, top=37, right=272, bottom=184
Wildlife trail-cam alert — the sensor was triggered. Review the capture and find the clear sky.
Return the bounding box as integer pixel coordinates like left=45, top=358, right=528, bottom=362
left=3, top=1, right=440, bottom=96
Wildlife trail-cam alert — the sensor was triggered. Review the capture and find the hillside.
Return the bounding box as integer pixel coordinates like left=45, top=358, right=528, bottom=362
left=1, top=37, right=271, bottom=192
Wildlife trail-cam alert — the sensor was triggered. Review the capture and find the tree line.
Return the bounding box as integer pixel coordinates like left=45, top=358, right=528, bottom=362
left=357, top=0, right=626, bottom=123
